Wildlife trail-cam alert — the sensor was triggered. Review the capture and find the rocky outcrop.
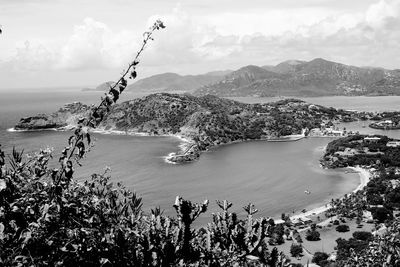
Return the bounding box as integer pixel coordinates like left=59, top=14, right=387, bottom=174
left=15, top=102, right=91, bottom=130
left=167, top=144, right=201, bottom=163
left=15, top=115, right=67, bottom=130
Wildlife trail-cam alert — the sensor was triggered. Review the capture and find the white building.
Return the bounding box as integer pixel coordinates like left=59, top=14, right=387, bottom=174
left=387, top=141, right=400, bottom=147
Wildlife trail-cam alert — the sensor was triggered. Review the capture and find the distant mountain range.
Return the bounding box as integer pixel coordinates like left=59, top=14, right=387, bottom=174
left=85, top=58, right=400, bottom=97
left=125, top=71, right=230, bottom=93
left=194, top=58, right=400, bottom=97
left=82, top=71, right=231, bottom=93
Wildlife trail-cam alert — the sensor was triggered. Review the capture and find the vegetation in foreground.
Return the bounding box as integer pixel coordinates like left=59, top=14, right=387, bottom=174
left=2, top=17, right=400, bottom=267
left=0, top=20, right=292, bottom=267
left=0, top=147, right=291, bottom=266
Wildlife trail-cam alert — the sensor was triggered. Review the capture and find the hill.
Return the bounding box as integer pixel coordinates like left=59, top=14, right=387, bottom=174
left=81, top=81, right=115, bottom=92
left=15, top=93, right=360, bottom=162
left=125, top=72, right=226, bottom=93
left=194, top=58, right=400, bottom=97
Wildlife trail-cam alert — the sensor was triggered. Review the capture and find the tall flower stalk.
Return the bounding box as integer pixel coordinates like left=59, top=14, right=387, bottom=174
left=53, top=20, right=165, bottom=188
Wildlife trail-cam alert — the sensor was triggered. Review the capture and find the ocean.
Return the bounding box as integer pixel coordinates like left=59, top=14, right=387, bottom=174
left=1, top=90, right=400, bottom=224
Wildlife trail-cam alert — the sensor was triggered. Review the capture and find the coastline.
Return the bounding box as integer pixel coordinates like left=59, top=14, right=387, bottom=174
left=9, top=124, right=374, bottom=224
left=8, top=126, right=194, bottom=164
left=288, top=165, right=372, bottom=223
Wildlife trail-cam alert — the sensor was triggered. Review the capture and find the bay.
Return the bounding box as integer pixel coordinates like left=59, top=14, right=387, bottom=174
left=1, top=91, right=399, bottom=224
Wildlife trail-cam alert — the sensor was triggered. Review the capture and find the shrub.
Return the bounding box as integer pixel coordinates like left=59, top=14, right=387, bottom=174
left=0, top=145, right=292, bottom=266
left=305, top=229, right=320, bottom=241
left=290, top=243, right=303, bottom=257
left=352, top=231, right=373, bottom=241
left=336, top=224, right=350, bottom=232
left=371, top=207, right=393, bottom=223
left=335, top=237, right=369, bottom=261
left=312, top=251, right=329, bottom=265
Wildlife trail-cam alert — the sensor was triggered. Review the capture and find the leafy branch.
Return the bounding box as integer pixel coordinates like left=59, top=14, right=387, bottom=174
left=53, top=20, right=166, bottom=188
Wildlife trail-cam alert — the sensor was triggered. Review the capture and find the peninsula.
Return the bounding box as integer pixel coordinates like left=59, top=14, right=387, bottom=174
left=15, top=93, right=359, bottom=162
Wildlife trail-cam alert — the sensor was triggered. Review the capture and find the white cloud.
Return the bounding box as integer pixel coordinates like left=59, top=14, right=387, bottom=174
left=4, top=17, right=141, bottom=72
left=2, top=0, right=400, bottom=83
left=11, top=40, right=57, bottom=71
left=366, top=0, right=399, bottom=28
left=58, top=18, right=139, bottom=70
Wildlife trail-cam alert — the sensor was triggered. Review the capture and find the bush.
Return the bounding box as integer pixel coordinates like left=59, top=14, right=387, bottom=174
left=290, top=243, right=303, bottom=257
left=0, top=145, right=294, bottom=266
left=352, top=231, right=373, bottom=241
left=371, top=207, right=393, bottom=223
left=335, top=237, right=369, bottom=261
left=305, top=229, right=320, bottom=241
left=336, top=224, right=350, bottom=232
left=312, top=251, right=329, bottom=265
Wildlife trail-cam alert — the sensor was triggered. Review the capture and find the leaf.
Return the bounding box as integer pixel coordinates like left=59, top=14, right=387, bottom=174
left=246, top=255, right=259, bottom=261
left=41, top=203, right=50, bottom=217
left=0, top=223, right=4, bottom=240
left=120, top=77, right=127, bottom=87
left=105, top=94, right=113, bottom=106
left=65, top=161, right=74, bottom=179
left=77, top=117, right=85, bottom=124
left=0, top=179, right=6, bottom=191
left=100, top=258, right=111, bottom=266
left=131, top=71, right=137, bottom=79
left=86, top=133, right=91, bottom=145
left=76, top=141, right=85, bottom=158
left=19, top=229, right=32, bottom=246
left=119, top=84, right=126, bottom=93
left=110, top=88, right=120, bottom=102
left=92, top=110, right=100, bottom=119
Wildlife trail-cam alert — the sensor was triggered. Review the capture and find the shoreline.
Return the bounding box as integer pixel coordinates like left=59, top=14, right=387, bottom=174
left=288, top=165, right=372, bottom=223
left=9, top=125, right=373, bottom=226
left=8, top=126, right=194, bottom=164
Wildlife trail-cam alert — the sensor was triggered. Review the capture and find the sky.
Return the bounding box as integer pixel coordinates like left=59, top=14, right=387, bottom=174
left=0, top=0, right=399, bottom=89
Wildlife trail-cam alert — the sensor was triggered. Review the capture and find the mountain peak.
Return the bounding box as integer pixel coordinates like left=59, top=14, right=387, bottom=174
left=280, top=60, right=305, bottom=66
left=308, top=58, right=334, bottom=65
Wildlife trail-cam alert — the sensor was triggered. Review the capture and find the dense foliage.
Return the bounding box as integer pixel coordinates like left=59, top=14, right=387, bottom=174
left=323, top=135, right=400, bottom=266
left=289, top=244, right=302, bottom=258
left=305, top=224, right=320, bottom=241
left=0, top=146, right=294, bottom=266
left=323, top=134, right=400, bottom=168
left=335, top=225, right=350, bottom=233
left=312, top=252, right=329, bottom=266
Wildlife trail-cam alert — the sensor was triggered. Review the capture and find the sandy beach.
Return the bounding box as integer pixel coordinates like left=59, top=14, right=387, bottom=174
left=289, top=165, right=372, bottom=223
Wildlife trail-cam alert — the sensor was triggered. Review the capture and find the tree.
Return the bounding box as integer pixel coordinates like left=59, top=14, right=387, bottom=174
left=306, top=225, right=320, bottom=241
left=371, top=207, right=393, bottom=223
left=335, top=237, right=369, bottom=261
left=336, top=224, right=350, bottom=232
left=306, top=229, right=320, bottom=241
left=356, top=216, right=362, bottom=227
left=352, top=231, right=373, bottom=241
left=312, top=252, right=329, bottom=266
left=290, top=243, right=303, bottom=257
left=295, top=234, right=303, bottom=244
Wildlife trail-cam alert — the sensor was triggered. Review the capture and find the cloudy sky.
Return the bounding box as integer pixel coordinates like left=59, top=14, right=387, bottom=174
left=0, top=0, right=399, bottom=89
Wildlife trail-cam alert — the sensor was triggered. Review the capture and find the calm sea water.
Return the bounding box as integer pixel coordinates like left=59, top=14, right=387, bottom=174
left=1, top=90, right=399, bottom=223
